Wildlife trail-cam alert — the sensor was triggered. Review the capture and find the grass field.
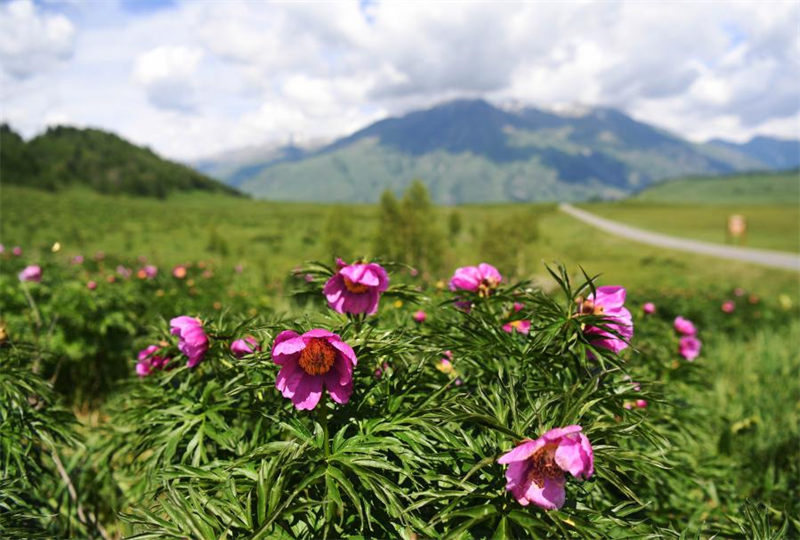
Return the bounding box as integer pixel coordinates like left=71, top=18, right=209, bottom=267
left=582, top=202, right=800, bottom=253
left=3, top=184, right=799, bottom=536
left=632, top=170, right=799, bottom=205
left=4, top=186, right=798, bottom=296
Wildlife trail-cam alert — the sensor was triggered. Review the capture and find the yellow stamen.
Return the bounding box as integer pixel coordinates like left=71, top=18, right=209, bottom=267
left=298, top=338, right=337, bottom=375
left=343, top=276, right=369, bottom=294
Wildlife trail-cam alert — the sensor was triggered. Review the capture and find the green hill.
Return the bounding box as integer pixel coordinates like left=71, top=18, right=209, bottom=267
left=0, top=124, right=239, bottom=198
left=632, top=170, right=799, bottom=205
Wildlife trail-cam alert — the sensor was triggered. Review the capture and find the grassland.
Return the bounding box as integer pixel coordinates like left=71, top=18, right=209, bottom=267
left=632, top=170, right=799, bottom=205
left=3, top=186, right=797, bottom=297
left=581, top=202, right=799, bottom=253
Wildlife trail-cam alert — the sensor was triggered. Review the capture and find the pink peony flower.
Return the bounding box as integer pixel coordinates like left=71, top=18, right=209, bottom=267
left=12, top=246, right=22, bottom=256
left=642, top=302, right=656, bottom=314
left=502, top=319, right=531, bottom=334
left=116, top=265, right=132, bottom=279
left=136, top=345, right=170, bottom=377
left=721, top=300, right=735, bottom=313
left=323, top=259, right=390, bottom=315
left=173, top=265, right=187, bottom=279
left=230, top=336, right=261, bottom=358
left=513, top=302, right=525, bottom=312
left=272, top=329, right=357, bottom=410
left=580, top=286, right=633, bottom=354
left=449, top=263, right=502, bottom=297
left=18, top=265, right=42, bottom=282
left=86, top=280, right=97, bottom=290
left=413, top=310, right=427, bottom=323
left=170, top=316, right=209, bottom=368
left=679, top=335, right=702, bottom=361
left=674, top=316, right=696, bottom=336
left=143, top=265, right=158, bottom=279
left=498, top=425, right=594, bottom=510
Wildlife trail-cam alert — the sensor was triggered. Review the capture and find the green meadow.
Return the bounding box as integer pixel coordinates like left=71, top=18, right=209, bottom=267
left=4, top=185, right=797, bottom=296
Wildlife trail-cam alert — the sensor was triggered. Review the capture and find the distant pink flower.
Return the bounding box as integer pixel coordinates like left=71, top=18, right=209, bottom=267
left=304, top=273, right=314, bottom=282
left=409, top=267, right=419, bottom=277
left=143, top=265, right=158, bottom=279
left=513, top=302, right=525, bottom=312
left=235, top=264, right=243, bottom=274
left=674, top=316, right=696, bottom=336
left=734, top=287, right=745, bottom=297
left=172, top=265, right=187, bottom=279
left=413, top=310, right=427, bottom=323
left=323, top=259, right=389, bottom=315
left=721, top=300, right=735, bottom=313
left=170, top=316, right=209, bottom=368
left=748, top=294, right=759, bottom=305
left=230, top=336, right=260, bottom=358
left=71, top=255, right=84, bottom=265
left=624, top=399, right=648, bottom=410
left=449, top=263, right=502, bottom=297
left=642, top=302, right=656, bottom=314
left=12, top=246, right=22, bottom=256
left=502, top=319, right=531, bottom=334
left=86, top=280, right=97, bottom=290
left=18, top=265, right=42, bottom=283
left=136, top=345, right=170, bottom=377
left=679, top=335, right=702, bottom=361
left=581, top=286, right=633, bottom=354
left=116, top=265, right=132, bottom=279
left=498, top=425, right=594, bottom=510
left=272, top=329, right=357, bottom=410
left=0, top=244, right=4, bottom=254
left=635, top=399, right=648, bottom=408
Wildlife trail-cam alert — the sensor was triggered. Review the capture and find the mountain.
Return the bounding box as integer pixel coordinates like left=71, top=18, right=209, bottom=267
left=1, top=124, right=240, bottom=198
left=706, top=136, right=799, bottom=170
left=200, top=99, right=798, bottom=204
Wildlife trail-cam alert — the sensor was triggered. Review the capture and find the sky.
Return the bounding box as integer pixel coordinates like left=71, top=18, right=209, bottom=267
left=1, top=0, right=798, bottom=162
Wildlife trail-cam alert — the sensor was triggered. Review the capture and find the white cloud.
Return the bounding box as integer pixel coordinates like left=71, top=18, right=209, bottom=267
left=133, top=45, right=203, bottom=111
left=0, top=0, right=75, bottom=79
left=0, top=0, right=797, bottom=161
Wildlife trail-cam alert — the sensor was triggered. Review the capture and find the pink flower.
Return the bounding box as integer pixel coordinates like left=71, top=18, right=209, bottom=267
left=136, top=345, right=170, bottom=377
left=498, top=425, right=594, bottom=510
left=413, top=310, right=427, bottom=323
left=272, top=329, right=357, bottom=410
left=642, top=302, right=656, bottom=314
left=12, top=246, right=22, bottom=256
left=86, top=280, right=97, bottom=290
left=674, top=316, right=696, bottom=336
left=18, top=265, right=42, bottom=283
left=449, top=263, right=502, bottom=297
left=116, top=265, right=132, bottom=279
left=679, top=335, right=702, bottom=361
left=0, top=244, right=4, bottom=254
left=71, top=255, right=84, bottom=265
left=502, top=320, right=531, bottom=334
left=323, top=259, right=390, bottom=315
left=235, top=264, right=244, bottom=274
left=143, top=265, right=158, bottom=279
left=230, top=336, right=261, bottom=358
left=170, top=316, right=209, bottom=368
left=734, top=287, right=745, bottom=297
left=581, top=286, right=633, bottom=354
left=173, top=265, right=187, bottom=279
left=513, top=302, right=525, bottom=312
left=721, top=300, right=735, bottom=313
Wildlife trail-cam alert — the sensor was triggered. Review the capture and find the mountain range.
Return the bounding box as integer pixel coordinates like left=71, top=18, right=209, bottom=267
left=196, top=99, right=799, bottom=204
left=1, top=124, right=238, bottom=198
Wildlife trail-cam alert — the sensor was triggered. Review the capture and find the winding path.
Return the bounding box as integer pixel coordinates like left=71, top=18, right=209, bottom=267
left=559, top=203, right=800, bottom=272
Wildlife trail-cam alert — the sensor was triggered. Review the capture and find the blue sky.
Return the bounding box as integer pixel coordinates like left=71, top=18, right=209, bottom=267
left=1, top=0, right=797, bottom=161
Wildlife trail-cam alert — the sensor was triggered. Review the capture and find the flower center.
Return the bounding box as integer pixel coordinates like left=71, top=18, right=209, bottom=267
left=577, top=298, right=604, bottom=316
left=477, top=278, right=498, bottom=298
left=298, top=338, right=337, bottom=375
left=526, top=443, right=562, bottom=488
left=343, top=276, right=369, bottom=294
